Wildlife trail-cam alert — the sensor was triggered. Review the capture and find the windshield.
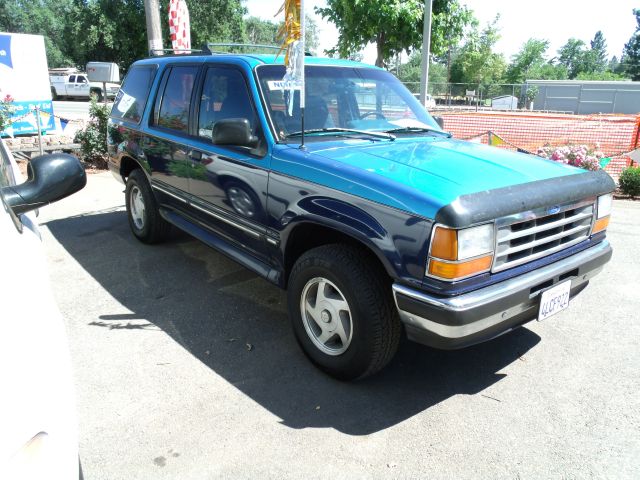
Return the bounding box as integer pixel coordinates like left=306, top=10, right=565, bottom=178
left=256, top=65, right=442, bottom=141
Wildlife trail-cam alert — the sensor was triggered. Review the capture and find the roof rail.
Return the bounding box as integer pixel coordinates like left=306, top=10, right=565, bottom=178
left=146, top=44, right=314, bottom=57
left=148, top=48, right=204, bottom=57
left=203, top=43, right=282, bottom=54
left=202, top=43, right=313, bottom=56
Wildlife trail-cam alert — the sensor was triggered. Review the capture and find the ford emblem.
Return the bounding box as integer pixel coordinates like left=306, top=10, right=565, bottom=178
left=547, top=205, right=561, bottom=215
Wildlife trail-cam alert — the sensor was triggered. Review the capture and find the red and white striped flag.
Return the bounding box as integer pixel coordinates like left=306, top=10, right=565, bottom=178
left=169, top=0, right=191, bottom=54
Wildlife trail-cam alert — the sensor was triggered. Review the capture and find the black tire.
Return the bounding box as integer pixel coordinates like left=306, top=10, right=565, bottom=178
left=51, top=87, right=59, bottom=100
left=125, top=169, right=171, bottom=244
left=90, top=89, right=103, bottom=102
left=287, top=244, right=401, bottom=380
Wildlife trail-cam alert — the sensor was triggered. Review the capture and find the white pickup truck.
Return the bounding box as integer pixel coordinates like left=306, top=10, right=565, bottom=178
left=50, top=73, right=119, bottom=101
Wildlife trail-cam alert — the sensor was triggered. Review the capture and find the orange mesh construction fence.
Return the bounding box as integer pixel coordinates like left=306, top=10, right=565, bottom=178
left=440, top=111, right=640, bottom=180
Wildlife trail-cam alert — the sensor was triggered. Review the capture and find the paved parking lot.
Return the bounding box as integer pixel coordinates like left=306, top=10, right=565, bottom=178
left=40, top=172, right=639, bottom=479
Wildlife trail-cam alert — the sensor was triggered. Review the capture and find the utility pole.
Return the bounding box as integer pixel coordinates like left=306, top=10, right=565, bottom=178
left=144, top=0, right=163, bottom=55
left=419, top=0, right=433, bottom=106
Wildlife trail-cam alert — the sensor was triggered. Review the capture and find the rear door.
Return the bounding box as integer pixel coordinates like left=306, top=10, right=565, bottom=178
left=67, top=75, right=76, bottom=96
left=144, top=64, right=201, bottom=203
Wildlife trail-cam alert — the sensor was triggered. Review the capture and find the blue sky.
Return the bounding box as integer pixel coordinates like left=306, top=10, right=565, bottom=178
left=244, top=0, right=638, bottom=64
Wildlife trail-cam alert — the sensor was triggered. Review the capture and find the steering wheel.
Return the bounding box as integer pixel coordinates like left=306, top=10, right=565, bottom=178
left=359, top=110, right=386, bottom=120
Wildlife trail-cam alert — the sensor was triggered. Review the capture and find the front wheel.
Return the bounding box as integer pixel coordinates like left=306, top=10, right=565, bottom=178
left=287, top=244, right=401, bottom=380
left=125, top=169, right=170, bottom=243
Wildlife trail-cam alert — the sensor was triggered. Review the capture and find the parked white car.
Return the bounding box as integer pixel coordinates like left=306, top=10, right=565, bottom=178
left=0, top=140, right=86, bottom=478
left=50, top=72, right=119, bottom=101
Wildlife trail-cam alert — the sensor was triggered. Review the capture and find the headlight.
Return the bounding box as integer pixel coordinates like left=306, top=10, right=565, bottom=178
left=427, top=224, right=495, bottom=281
left=592, top=193, right=612, bottom=234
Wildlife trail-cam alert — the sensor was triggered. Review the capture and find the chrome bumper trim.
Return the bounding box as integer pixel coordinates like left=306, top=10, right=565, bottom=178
left=393, top=240, right=610, bottom=340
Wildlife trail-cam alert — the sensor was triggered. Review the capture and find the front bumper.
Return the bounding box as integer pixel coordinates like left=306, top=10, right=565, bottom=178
left=393, top=240, right=612, bottom=349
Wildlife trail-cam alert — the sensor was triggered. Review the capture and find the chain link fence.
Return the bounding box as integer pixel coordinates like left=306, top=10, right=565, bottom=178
left=402, top=82, right=536, bottom=109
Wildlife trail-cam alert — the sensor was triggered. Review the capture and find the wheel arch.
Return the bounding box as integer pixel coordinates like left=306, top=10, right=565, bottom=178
left=282, top=220, right=397, bottom=289
left=119, top=155, right=146, bottom=182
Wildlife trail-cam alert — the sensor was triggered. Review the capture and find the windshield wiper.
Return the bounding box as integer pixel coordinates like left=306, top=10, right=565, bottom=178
left=285, top=127, right=395, bottom=141
left=384, top=126, right=451, bottom=137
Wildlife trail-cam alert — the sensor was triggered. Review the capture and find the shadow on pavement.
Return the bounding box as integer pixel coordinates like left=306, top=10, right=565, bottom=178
left=45, top=209, right=540, bottom=436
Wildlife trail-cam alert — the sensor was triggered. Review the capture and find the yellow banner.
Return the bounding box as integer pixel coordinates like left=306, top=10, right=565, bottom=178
left=489, top=132, right=507, bottom=147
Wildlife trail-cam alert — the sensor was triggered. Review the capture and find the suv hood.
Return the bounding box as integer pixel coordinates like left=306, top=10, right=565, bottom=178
left=285, top=136, right=585, bottom=218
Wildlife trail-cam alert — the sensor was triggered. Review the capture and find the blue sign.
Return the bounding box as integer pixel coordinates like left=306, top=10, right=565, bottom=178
left=0, top=34, right=13, bottom=69
left=1, top=101, right=55, bottom=136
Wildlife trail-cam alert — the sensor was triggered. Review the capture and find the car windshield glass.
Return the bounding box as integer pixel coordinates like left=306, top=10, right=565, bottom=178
left=256, top=65, right=443, bottom=141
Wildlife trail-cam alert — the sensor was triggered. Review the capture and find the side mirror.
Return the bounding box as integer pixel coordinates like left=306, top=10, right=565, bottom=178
left=1, top=153, right=87, bottom=215
left=433, top=116, right=445, bottom=129
left=213, top=118, right=259, bottom=148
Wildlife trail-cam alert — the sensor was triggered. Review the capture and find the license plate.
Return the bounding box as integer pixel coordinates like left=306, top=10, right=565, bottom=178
left=538, top=281, right=571, bottom=321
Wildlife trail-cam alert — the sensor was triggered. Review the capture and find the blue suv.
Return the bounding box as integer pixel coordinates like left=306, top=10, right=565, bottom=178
left=108, top=49, right=614, bottom=380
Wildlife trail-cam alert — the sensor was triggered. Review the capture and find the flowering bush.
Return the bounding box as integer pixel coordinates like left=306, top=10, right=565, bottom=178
left=74, top=98, right=111, bottom=168
left=0, top=92, right=15, bottom=134
left=536, top=144, right=604, bottom=171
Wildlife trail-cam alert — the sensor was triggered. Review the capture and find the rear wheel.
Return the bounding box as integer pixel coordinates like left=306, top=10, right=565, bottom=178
left=125, top=169, right=170, bottom=243
left=89, top=89, right=103, bottom=102
left=287, top=244, right=401, bottom=380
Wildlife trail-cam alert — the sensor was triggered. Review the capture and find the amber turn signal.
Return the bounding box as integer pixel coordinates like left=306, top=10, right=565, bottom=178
left=592, top=216, right=609, bottom=234
left=430, top=226, right=458, bottom=261
left=428, top=255, right=493, bottom=280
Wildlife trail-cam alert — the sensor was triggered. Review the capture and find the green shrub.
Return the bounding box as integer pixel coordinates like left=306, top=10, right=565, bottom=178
left=0, top=92, right=16, bottom=134
left=74, top=99, right=111, bottom=168
left=619, top=166, right=640, bottom=197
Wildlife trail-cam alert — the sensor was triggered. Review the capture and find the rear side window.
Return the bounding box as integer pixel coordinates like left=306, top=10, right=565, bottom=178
left=153, top=66, right=198, bottom=134
left=112, top=65, right=157, bottom=124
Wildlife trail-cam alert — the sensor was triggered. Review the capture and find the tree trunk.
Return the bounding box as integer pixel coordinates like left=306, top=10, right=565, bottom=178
left=375, top=32, right=385, bottom=68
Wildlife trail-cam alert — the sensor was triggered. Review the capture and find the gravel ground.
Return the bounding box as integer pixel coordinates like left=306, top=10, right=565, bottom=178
left=39, top=172, right=640, bottom=479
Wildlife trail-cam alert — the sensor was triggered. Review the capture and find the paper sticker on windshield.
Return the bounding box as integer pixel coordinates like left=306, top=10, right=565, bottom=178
left=267, top=80, right=302, bottom=91
left=116, top=92, right=136, bottom=113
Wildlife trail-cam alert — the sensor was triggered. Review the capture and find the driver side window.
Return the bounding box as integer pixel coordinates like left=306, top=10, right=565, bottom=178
left=197, top=67, right=257, bottom=141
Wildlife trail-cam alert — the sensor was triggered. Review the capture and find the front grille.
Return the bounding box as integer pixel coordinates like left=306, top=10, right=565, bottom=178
left=492, top=200, right=595, bottom=272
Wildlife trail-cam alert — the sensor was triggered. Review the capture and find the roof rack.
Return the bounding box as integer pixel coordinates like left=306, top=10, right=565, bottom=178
left=204, top=43, right=313, bottom=56
left=147, top=43, right=314, bottom=57
left=148, top=48, right=204, bottom=56
left=203, top=43, right=281, bottom=54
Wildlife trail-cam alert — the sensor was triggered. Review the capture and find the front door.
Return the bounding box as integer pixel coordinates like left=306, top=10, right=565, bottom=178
left=187, top=65, right=270, bottom=259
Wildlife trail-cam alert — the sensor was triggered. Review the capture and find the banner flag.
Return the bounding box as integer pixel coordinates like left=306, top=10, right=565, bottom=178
left=0, top=34, right=13, bottom=69
left=169, top=0, right=191, bottom=53
left=276, top=0, right=305, bottom=116
left=489, top=131, right=507, bottom=147
left=60, top=118, right=69, bottom=131
left=599, top=157, right=611, bottom=168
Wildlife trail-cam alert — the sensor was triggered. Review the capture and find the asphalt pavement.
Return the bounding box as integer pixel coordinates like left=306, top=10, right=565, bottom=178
left=39, top=172, right=640, bottom=479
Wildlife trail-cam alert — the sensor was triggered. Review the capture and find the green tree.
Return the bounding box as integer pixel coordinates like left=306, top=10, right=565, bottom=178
left=575, top=70, right=628, bottom=81
left=315, top=0, right=473, bottom=68
left=397, top=50, right=448, bottom=94
left=450, top=19, right=505, bottom=85
left=244, top=15, right=319, bottom=54
left=182, top=0, right=246, bottom=46
left=0, top=0, right=78, bottom=67
left=505, top=39, right=549, bottom=83
left=589, top=30, right=608, bottom=72
left=69, top=0, right=147, bottom=70
left=623, top=8, right=640, bottom=80
left=244, top=16, right=280, bottom=46
left=558, top=38, right=588, bottom=79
